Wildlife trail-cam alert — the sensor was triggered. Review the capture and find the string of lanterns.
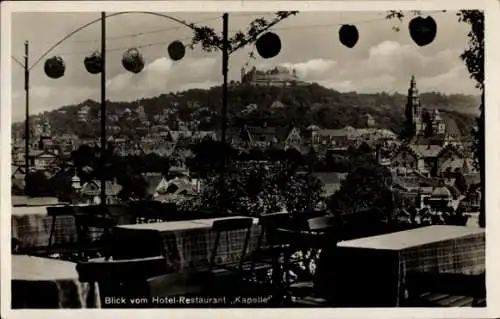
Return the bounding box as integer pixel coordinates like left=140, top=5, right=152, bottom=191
left=42, top=15, right=437, bottom=79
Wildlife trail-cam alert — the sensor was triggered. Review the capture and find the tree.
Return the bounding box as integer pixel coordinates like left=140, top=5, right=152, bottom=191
left=198, top=161, right=323, bottom=216
left=386, top=10, right=484, bottom=227
left=328, top=162, right=399, bottom=222
left=186, top=138, right=238, bottom=179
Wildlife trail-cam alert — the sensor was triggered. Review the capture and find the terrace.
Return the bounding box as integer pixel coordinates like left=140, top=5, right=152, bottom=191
left=11, top=198, right=485, bottom=308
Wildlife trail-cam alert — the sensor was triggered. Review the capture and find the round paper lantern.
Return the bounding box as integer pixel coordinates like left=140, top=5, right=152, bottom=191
left=256, top=32, right=281, bottom=59
left=409, top=16, right=437, bottom=46
left=122, top=48, right=145, bottom=74
left=168, top=40, right=185, bottom=61
left=44, top=56, right=65, bottom=79
left=339, top=24, right=359, bottom=48
left=84, top=51, right=103, bottom=74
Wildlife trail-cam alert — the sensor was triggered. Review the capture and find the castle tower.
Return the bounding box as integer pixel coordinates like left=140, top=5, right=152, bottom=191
left=241, top=67, right=246, bottom=83
left=405, top=75, right=422, bottom=138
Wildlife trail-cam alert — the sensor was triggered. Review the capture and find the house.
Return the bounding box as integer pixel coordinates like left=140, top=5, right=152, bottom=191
left=392, top=143, right=463, bottom=177
left=32, top=150, right=59, bottom=171
left=147, top=171, right=197, bottom=203
left=78, top=180, right=122, bottom=205
left=77, top=105, right=91, bottom=122
left=425, top=185, right=453, bottom=210
left=283, top=127, right=303, bottom=148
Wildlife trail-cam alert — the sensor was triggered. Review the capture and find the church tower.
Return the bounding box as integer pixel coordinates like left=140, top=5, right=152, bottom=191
left=405, top=75, right=422, bottom=138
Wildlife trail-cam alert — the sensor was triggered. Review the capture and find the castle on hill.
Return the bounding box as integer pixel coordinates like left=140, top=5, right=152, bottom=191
left=240, top=66, right=308, bottom=87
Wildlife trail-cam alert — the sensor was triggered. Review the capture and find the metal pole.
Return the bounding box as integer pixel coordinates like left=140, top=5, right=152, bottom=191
left=100, top=12, right=107, bottom=206
left=221, top=13, right=229, bottom=159
left=217, top=13, right=229, bottom=211
left=24, top=41, right=30, bottom=186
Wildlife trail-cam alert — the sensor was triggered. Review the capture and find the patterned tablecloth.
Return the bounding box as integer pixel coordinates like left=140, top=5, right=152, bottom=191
left=113, top=216, right=262, bottom=273
left=12, top=206, right=78, bottom=248
left=330, top=226, right=485, bottom=307
left=12, top=255, right=101, bottom=308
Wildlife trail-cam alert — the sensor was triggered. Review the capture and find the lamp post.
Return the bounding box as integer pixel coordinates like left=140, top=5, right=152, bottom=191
left=100, top=12, right=107, bottom=205
left=24, top=41, right=30, bottom=182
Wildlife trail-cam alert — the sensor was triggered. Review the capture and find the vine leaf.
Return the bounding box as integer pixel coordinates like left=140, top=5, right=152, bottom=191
left=181, top=11, right=298, bottom=55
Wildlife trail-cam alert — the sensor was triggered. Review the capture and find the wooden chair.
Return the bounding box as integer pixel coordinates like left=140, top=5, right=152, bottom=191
left=208, top=217, right=254, bottom=273
left=76, top=256, right=168, bottom=308
left=405, top=272, right=486, bottom=307
left=248, top=212, right=291, bottom=275
left=74, top=205, right=117, bottom=260
left=145, top=217, right=256, bottom=299
left=45, top=206, right=78, bottom=257
left=279, top=216, right=338, bottom=306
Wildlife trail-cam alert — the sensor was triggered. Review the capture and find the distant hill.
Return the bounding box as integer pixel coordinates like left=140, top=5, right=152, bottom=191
left=12, top=83, right=480, bottom=139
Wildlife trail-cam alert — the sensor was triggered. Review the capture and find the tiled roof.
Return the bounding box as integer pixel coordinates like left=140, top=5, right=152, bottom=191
left=410, top=144, right=443, bottom=158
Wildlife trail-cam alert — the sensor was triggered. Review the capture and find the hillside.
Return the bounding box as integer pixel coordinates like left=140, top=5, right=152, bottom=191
left=12, top=83, right=480, bottom=138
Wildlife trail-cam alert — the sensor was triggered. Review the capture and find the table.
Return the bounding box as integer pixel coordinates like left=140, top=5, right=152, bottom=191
left=12, top=204, right=131, bottom=250
left=328, top=226, right=485, bottom=307
left=12, top=206, right=77, bottom=249
left=12, top=255, right=101, bottom=308
left=113, top=216, right=261, bottom=273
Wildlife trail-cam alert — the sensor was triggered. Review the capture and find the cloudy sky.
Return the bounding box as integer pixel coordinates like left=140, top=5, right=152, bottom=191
left=10, top=10, right=478, bottom=122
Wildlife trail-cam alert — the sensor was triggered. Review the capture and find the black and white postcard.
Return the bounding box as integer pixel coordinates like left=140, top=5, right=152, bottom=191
left=1, top=1, right=499, bottom=319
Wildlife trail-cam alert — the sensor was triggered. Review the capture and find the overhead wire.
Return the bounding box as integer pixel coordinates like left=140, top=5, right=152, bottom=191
left=16, top=10, right=449, bottom=60
left=69, top=12, right=278, bottom=44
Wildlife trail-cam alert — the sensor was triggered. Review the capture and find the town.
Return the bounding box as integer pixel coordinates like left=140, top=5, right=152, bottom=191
left=12, top=70, right=481, bottom=225
left=9, top=8, right=486, bottom=311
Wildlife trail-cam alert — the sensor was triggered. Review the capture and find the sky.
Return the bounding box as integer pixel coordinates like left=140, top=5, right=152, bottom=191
left=10, top=10, right=479, bottom=122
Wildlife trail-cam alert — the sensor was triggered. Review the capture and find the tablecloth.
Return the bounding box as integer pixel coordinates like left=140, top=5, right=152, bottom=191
left=12, top=255, right=101, bottom=308
left=113, top=216, right=262, bottom=273
left=12, top=206, right=78, bottom=248
left=12, top=205, right=132, bottom=249
left=328, top=226, right=485, bottom=307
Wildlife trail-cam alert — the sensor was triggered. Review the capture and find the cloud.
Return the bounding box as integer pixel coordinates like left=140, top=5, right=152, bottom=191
left=11, top=85, right=97, bottom=122
left=178, top=80, right=218, bottom=92
left=105, top=57, right=218, bottom=101
left=280, top=59, right=337, bottom=79
left=316, top=40, right=478, bottom=95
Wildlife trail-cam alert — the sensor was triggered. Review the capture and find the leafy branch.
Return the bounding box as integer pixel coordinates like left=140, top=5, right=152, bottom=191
left=183, top=11, right=299, bottom=54
left=229, top=11, right=299, bottom=54
left=385, top=10, right=444, bottom=32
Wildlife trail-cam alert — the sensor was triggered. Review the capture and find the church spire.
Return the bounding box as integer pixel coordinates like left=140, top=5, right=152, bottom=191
left=405, top=75, right=422, bottom=138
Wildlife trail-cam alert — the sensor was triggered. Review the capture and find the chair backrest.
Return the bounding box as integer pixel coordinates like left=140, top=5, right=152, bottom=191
left=307, top=216, right=337, bottom=232
left=209, top=217, right=254, bottom=270
left=256, top=212, right=291, bottom=248
left=76, top=256, right=167, bottom=283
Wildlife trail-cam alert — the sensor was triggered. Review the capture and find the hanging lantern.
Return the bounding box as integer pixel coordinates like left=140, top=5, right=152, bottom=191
left=122, top=48, right=145, bottom=74
left=168, top=40, right=186, bottom=61
left=84, top=51, right=103, bottom=74
left=44, top=56, right=65, bottom=79
left=256, top=32, right=281, bottom=59
left=339, top=24, right=359, bottom=48
left=409, top=16, right=437, bottom=47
